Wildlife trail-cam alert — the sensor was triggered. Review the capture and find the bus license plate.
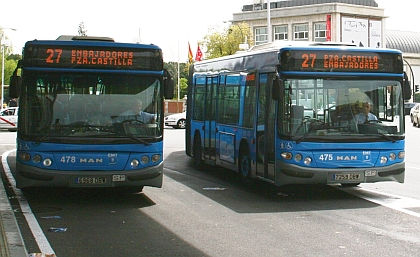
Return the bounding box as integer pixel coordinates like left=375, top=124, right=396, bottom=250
left=333, top=173, right=360, bottom=180
left=75, top=177, right=107, bottom=184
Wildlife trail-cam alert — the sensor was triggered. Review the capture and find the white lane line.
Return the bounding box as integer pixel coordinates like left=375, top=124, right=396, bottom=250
left=2, top=150, right=56, bottom=255
left=338, top=186, right=420, bottom=218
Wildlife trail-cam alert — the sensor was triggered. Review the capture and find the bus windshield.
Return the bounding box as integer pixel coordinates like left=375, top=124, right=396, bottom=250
left=279, top=78, right=403, bottom=140
left=19, top=72, right=162, bottom=141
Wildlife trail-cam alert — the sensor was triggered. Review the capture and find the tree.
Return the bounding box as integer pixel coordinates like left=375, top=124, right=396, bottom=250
left=78, top=22, right=88, bottom=36
left=164, top=62, right=188, bottom=99
left=203, top=22, right=252, bottom=59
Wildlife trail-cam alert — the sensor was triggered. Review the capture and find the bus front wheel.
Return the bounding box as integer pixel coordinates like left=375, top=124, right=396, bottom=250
left=239, top=149, right=252, bottom=185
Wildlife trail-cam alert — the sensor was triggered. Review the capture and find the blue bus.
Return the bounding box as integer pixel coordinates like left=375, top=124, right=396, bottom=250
left=186, top=41, right=411, bottom=187
left=9, top=36, right=174, bottom=190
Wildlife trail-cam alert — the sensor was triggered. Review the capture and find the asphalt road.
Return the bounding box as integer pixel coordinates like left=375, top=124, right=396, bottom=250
left=1, top=122, right=420, bottom=256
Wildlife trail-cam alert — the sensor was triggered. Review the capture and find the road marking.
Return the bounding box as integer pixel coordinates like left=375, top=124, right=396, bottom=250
left=2, top=150, right=56, bottom=255
left=337, top=186, right=420, bottom=218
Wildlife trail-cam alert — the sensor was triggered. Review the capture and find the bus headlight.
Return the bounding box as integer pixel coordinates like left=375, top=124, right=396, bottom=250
left=131, top=159, right=140, bottom=167
left=281, top=152, right=292, bottom=160
left=398, top=151, right=405, bottom=159
left=303, top=157, right=312, bottom=165
left=33, top=155, right=42, bottom=163
left=151, top=154, right=161, bottom=163
left=389, top=153, right=396, bottom=161
left=380, top=156, right=388, bottom=164
left=43, top=158, right=52, bottom=167
left=18, top=152, right=31, bottom=162
left=141, top=156, right=150, bottom=164
left=294, top=154, right=302, bottom=162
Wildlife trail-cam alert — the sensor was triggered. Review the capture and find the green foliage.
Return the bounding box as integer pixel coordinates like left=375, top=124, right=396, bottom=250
left=414, top=92, right=420, bottom=102
left=0, top=52, right=20, bottom=85
left=164, top=62, right=188, bottom=99
left=203, top=22, right=252, bottom=59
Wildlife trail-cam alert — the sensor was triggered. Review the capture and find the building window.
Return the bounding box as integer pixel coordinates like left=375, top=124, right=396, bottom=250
left=274, top=25, right=288, bottom=40
left=255, top=27, right=268, bottom=45
left=294, top=24, right=309, bottom=40
left=314, top=22, right=327, bottom=42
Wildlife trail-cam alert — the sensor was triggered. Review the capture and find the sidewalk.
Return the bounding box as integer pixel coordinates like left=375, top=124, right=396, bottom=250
left=0, top=177, right=28, bottom=257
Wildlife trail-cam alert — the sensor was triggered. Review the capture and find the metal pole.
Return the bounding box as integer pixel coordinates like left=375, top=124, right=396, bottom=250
left=267, top=0, right=271, bottom=43
left=1, top=43, right=4, bottom=109
left=1, top=28, right=17, bottom=109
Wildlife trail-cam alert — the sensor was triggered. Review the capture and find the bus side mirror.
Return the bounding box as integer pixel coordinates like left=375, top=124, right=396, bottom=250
left=272, top=76, right=283, bottom=101
left=9, top=66, right=22, bottom=98
left=403, top=72, right=411, bottom=100
left=164, top=69, right=175, bottom=99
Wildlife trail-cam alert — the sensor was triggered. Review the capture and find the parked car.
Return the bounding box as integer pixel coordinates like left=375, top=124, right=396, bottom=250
left=164, top=112, right=186, bottom=129
left=410, top=103, right=420, bottom=126
left=0, top=107, right=18, bottom=132
left=404, top=102, right=416, bottom=116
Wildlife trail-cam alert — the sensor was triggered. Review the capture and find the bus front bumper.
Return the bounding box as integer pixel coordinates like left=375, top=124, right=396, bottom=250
left=14, top=161, right=163, bottom=189
left=275, top=160, right=405, bottom=186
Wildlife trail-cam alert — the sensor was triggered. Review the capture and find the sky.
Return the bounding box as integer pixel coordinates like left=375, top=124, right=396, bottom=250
left=1, top=0, right=417, bottom=62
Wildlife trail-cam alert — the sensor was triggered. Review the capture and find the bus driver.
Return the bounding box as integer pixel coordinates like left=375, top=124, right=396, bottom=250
left=118, top=99, right=156, bottom=124
left=354, top=102, right=378, bottom=124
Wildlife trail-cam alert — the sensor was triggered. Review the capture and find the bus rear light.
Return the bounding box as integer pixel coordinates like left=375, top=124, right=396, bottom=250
left=380, top=156, right=388, bottom=164
left=281, top=152, right=292, bottom=160
left=151, top=154, right=161, bottom=163
left=131, top=159, right=140, bottom=167
left=43, top=158, right=52, bottom=167
left=18, top=153, right=31, bottom=162
left=33, top=155, right=42, bottom=163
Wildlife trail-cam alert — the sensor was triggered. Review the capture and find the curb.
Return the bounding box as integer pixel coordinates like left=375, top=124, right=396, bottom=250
left=0, top=177, right=28, bottom=257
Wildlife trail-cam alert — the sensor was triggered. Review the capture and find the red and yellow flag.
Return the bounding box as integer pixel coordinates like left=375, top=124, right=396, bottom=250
left=188, top=42, right=193, bottom=63
left=195, top=44, right=203, bottom=61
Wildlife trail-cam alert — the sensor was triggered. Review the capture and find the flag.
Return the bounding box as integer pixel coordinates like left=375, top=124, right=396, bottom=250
left=188, top=42, right=193, bottom=63
left=195, top=44, right=203, bottom=61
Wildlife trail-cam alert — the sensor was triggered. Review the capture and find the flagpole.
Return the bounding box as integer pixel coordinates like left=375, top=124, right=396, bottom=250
left=267, top=0, right=271, bottom=43
left=177, top=39, right=180, bottom=101
left=177, top=39, right=181, bottom=112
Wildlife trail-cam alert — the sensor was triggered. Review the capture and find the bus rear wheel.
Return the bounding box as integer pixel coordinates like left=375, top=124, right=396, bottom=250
left=193, top=135, right=203, bottom=168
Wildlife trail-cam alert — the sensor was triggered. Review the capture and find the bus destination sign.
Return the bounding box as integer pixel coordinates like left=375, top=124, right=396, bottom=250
left=280, top=50, right=403, bottom=73
left=23, top=45, right=163, bottom=70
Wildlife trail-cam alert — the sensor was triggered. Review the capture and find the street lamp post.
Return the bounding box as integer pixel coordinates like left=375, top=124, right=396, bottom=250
left=1, top=27, right=17, bottom=109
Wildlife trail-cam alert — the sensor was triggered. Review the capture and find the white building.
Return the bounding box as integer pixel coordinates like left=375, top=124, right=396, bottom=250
left=231, top=0, right=420, bottom=93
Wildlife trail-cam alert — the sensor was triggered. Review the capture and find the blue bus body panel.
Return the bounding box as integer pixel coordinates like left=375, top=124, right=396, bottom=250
left=17, top=139, right=163, bottom=171
left=277, top=140, right=404, bottom=168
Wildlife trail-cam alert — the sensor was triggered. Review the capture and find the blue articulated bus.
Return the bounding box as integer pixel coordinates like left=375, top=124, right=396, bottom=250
left=9, top=36, right=174, bottom=190
left=186, top=41, right=411, bottom=187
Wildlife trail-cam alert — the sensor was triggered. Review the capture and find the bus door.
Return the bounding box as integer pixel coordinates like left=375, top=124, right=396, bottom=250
left=203, top=76, right=218, bottom=162
left=256, top=73, right=276, bottom=181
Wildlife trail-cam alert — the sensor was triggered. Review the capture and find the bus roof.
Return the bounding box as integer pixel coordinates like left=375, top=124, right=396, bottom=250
left=24, top=37, right=162, bottom=51
left=193, top=40, right=403, bottom=73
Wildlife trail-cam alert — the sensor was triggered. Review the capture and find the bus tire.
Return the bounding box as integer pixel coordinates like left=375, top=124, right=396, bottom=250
left=193, top=134, right=203, bottom=168
left=239, top=148, right=252, bottom=185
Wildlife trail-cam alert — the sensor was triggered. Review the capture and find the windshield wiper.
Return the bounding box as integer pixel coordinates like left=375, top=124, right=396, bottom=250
left=377, top=132, right=397, bottom=143
left=296, top=119, right=329, bottom=144
left=126, top=133, right=151, bottom=146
